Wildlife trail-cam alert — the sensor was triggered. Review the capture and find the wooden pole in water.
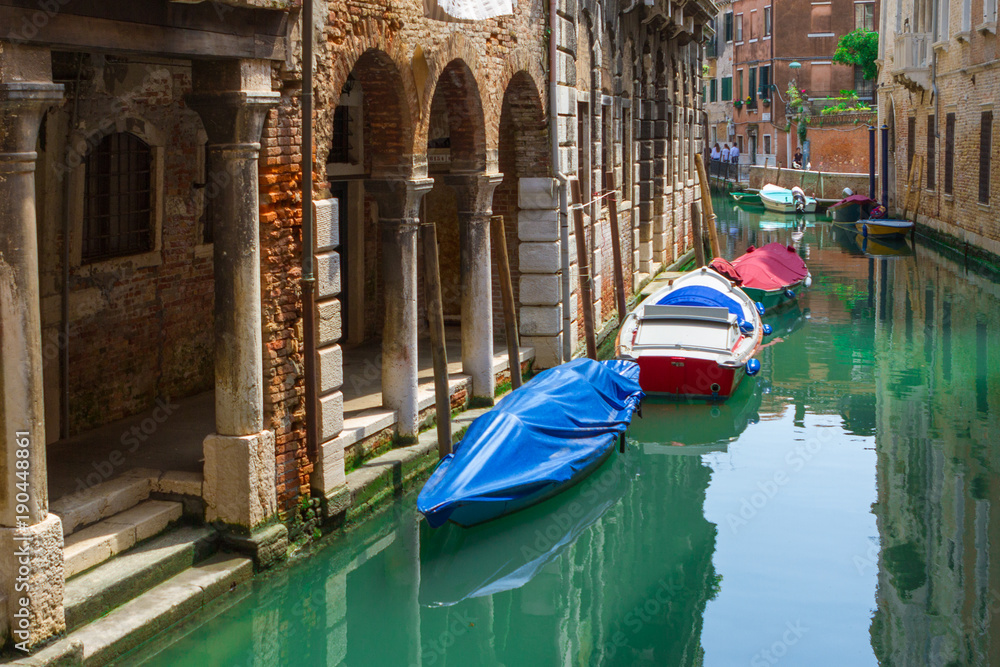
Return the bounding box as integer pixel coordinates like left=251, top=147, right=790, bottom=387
left=691, top=200, right=706, bottom=267
left=695, top=154, right=721, bottom=259
left=420, top=222, right=452, bottom=458
left=571, top=179, right=598, bottom=360
left=490, top=215, right=522, bottom=390
left=605, top=171, right=629, bottom=323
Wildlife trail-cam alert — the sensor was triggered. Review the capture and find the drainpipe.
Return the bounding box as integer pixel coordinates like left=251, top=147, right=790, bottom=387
left=302, top=0, right=319, bottom=459
left=550, top=0, right=572, bottom=362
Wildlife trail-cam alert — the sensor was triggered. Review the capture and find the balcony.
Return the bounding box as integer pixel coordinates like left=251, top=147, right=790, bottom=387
left=893, top=32, right=932, bottom=92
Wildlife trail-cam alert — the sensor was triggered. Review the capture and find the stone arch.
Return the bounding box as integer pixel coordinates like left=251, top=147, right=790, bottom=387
left=492, top=70, right=551, bottom=335
left=424, top=58, right=487, bottom=173
left=316, top=42, right=417, bottom=178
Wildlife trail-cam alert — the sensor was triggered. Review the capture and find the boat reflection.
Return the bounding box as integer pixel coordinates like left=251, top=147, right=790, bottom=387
left=419, top=453, right=631, bottom=607
left=627, top=379, right=763, bottom=455
left=853, top=232, right=913, bottom=258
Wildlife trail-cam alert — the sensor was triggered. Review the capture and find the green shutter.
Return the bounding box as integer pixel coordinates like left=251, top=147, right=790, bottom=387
left=722, top=77, right=732, bottom=101
left=710, top=79, right=718, bottom=102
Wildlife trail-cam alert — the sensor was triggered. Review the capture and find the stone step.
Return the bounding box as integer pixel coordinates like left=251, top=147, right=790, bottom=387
left=65, top=525, right=217, bottom=632
left=51, top=469, right=159, bottom=536
left=71, top=553, right=252, bottom=666
left=63, top=500, right=184, bottom=578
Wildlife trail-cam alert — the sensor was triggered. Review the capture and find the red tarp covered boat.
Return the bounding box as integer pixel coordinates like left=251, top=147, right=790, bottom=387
left=710, top=242, right=810, bottom=311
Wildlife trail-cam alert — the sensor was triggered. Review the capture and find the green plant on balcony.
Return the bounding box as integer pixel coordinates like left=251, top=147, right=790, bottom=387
left=733, top=99, right=743, bottom=109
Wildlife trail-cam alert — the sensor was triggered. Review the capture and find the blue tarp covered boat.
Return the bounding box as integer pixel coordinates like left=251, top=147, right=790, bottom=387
left=417, top=358, right=644, bottom=528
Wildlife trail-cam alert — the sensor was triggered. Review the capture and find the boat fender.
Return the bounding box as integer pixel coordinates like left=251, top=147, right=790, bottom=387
left=740, top=321, right=755, bottom=334
left=762, top=324, right=773, bottom=336
left=787, top=245, right=796, bottom=252
left=746, top=245, right=755, bottom=252
left=785, top=289, right=796, bottom=299
left=619, top=433, right=626, bottom=453
left=755, top=302, right=766, bottom=316
left=745, top=358, right=761, bottom=376
left=804, top=275, right=812, bottom=288
left=861, top=223, right=869, bottom=237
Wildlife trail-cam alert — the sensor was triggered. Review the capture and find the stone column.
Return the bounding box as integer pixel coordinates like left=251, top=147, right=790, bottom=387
left=0, top=44, right=66, bottom=650
left=444, top=173, right=503, bottom=401
left=367, top=178, right=433, bottom=438
left=187, top=60, right=280, bottom=534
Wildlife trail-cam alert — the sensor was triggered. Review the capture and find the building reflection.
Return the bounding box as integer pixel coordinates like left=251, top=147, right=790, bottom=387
left=870, top=243, right=1000, bottom=665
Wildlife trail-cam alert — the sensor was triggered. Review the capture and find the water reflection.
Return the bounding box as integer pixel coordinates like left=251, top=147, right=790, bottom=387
left=128, top=194, right=1000, bottom=666
left=869, top=244, right=1000, bottom=666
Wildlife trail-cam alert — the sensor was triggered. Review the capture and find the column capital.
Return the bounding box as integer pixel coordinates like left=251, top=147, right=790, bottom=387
left=367, top=177, right=435, bottom=220
left=441, top=171, right=505, bottom=216
left=0, top=82, right=63, bottom=154
left=186, top=90, right=280, bottom=146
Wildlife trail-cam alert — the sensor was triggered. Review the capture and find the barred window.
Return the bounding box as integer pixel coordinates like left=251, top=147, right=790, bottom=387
left=927, top=115, right=936, bottom=190
left=981, top=111, right=993, bottom=204
left=944, top=113, right=955, bottom=195
left=83, top=132, right=153, bottom=263
left=907, top=117, right=916, bottom=172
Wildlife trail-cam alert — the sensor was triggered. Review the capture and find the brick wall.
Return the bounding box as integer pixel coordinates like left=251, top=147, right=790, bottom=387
left=36, top=58, right=214, bottom=437
left=259, top=93, right=311, bottom=513
left=791, top=113, right=876, bottom=173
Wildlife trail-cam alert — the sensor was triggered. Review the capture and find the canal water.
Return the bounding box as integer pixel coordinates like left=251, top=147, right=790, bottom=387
left=130, top=195, right=1000, bottom=666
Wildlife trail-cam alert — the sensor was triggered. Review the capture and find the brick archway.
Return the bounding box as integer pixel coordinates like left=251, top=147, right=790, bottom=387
left=492, top=70, right=550, bottom=339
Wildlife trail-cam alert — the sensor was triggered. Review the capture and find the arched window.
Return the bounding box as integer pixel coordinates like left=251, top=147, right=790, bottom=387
left=83, top=132, right=153, bottom=263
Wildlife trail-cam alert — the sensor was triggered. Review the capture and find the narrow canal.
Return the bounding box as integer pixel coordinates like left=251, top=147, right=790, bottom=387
left=130, top=194, right=1000, bottom=666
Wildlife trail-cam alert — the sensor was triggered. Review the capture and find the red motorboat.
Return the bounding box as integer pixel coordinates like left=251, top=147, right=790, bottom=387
left=616, top=267, right=764, bottom=400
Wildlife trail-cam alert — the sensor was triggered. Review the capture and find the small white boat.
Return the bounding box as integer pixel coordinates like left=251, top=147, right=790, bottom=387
left=759, top=184, right=818, bottom=214
left=617, top=267, right=766, bottom=400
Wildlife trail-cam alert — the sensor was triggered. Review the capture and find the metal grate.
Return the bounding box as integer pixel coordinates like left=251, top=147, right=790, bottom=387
left=83, top=132, right=152, bottom=263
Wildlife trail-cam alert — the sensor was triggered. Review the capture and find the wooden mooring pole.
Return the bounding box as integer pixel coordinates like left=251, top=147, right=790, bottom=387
left=691, top=200, right=706, bottom=267
left=571, top=179, right=598, bottom=360
left=420, top=222, right=452, bottom=458
left=605, top=171, right=629, bottom=323
left=695, top=154, right=721, bottom=259
left=491, top=215, right=522, bottom=390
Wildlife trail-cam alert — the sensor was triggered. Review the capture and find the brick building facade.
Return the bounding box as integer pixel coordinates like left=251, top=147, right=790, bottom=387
left=723, top=0, right=879, bottom=168
left=0, top=0, right=713, bottom=652
left=878, top=0, right=999, bottom=254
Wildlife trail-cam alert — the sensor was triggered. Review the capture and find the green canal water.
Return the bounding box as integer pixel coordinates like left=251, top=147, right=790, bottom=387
left=130, top=195, right=1000, bottom=666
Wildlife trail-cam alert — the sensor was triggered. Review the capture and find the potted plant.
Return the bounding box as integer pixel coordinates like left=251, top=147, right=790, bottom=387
left=733, top=99, right=743, bottom=109
left=761, top=97, right=771, bottom=108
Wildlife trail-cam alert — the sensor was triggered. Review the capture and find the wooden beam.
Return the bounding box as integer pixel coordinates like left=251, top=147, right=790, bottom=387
left=0, top=6, right=287, bottom=61
left=605, top=171, right=629, bottom=323
left=571, top=179, right=598, bottom=360
left=490, top=215, right=522, bottom=390
left=695, top=154, right=721, bottom=258
left=420, top=223, right=452, bottom=458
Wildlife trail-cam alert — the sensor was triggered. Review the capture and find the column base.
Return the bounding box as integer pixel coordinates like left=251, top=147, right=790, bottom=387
left=0, top=515, right=66, bottom=651
left=221, top=523, right=288, bottom=571
left=203, top=431, right=276, bottom=532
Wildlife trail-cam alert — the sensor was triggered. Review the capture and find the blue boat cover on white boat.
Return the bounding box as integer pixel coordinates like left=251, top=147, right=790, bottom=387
left=417, top=358, right=644, bottom=528
left=656, top=285, right=749, bottom=329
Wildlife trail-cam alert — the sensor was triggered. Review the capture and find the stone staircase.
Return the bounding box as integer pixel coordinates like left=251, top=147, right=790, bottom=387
left=34, top=469, right=252, bottom=665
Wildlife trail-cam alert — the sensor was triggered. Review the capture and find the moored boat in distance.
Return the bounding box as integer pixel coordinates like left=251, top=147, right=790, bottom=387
left=856, top=218, right=915, bottom=238
left=417, top=358, right=643, bottom=529
left=710, top=242, right=810, bottom=312
left=759, top=184, right=818, bottom=214
left=827, top=193, right=878, bottom=223
left=617, top=267, right=765, bottom=400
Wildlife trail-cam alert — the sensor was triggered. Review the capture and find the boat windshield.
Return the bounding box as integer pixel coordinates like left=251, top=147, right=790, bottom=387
left=634, top=319, right=733, bottom=350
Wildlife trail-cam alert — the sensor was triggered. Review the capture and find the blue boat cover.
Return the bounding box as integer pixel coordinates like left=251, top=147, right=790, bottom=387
left=656, top=285, right=749, bottom=328
left=417, top=358, right=644, bottom=528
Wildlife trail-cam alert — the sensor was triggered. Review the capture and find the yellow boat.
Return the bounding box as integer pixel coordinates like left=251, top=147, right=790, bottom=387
left=855, top=218, right=914, bottom=238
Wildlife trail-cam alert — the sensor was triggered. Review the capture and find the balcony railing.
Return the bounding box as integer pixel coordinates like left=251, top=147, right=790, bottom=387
left=893, top=32, right=932, bottom=90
